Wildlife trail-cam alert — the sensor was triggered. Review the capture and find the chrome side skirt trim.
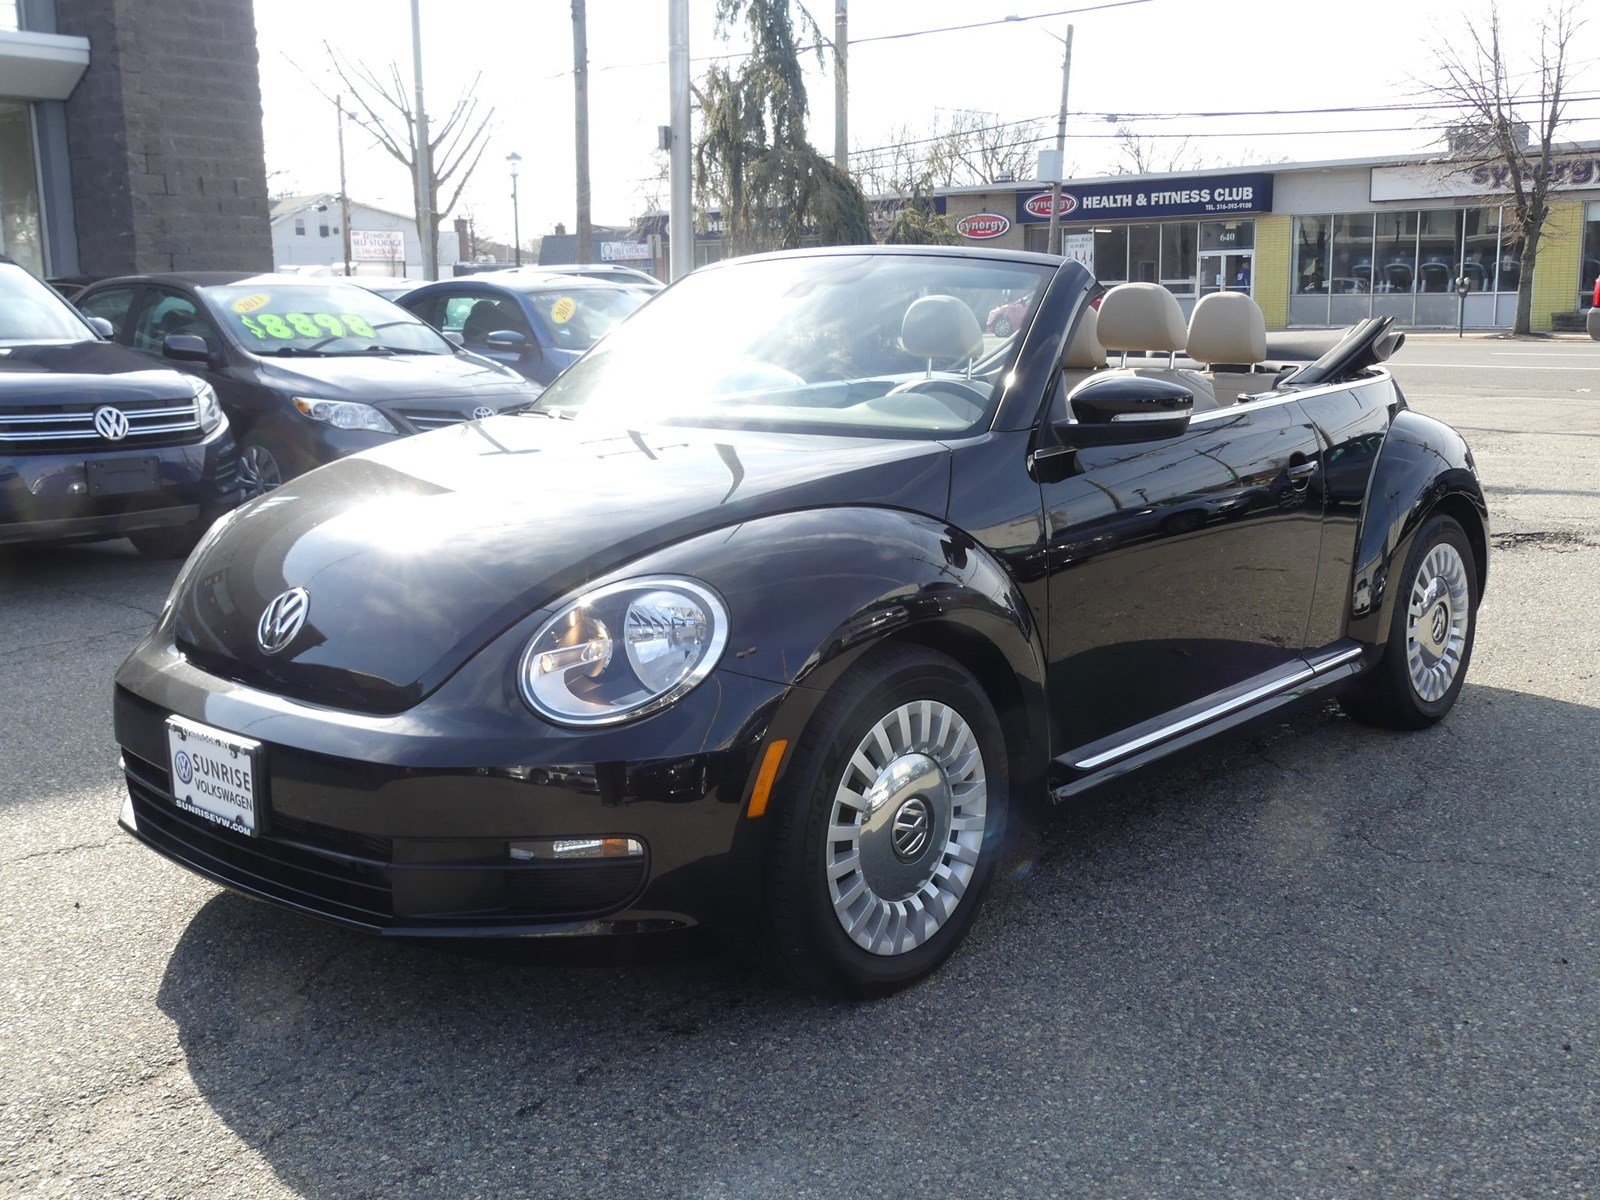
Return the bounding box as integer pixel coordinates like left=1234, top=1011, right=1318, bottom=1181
left=1066, top=644, right=1364, bottom=773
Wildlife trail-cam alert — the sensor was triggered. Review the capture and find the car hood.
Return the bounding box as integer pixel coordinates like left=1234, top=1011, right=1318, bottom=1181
left=0, top=340, right=199, bottom=406
left=255, top=349, right=535, bottom=404
left=172, top=415, right=952, bottom=713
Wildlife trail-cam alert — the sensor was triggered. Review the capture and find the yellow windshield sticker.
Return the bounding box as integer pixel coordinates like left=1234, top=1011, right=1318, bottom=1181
left=551, top=296, right=577, bottom=324
left=231, top=293, right=270, bottom=314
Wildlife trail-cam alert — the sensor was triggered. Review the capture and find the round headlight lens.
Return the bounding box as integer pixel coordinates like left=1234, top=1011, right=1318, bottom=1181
left=518, top=576, right=728, bottom=726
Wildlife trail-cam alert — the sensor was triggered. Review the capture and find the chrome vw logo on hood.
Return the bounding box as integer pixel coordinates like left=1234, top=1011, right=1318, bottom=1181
left=93, top=406, right=130, bottom=441
left=256, top=587, right=310, bottom=655
left=470, top=405, right=495, bottom=421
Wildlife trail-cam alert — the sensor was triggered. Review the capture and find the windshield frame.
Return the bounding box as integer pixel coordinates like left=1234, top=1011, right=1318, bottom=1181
left=199, top=281, right=458, bottom=358
left=0, top=262, right=97, bottom=347
left=533, top=248, right=1061, bottom=442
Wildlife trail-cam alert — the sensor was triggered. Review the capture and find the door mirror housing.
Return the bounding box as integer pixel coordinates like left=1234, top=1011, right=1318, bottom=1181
left=486, top=329, right=528, bottom=348
left=442, top=330, right=465, bottom=347
left=85, top=316, right=115, bottom=339
left=162, top=333, right=213, bottom=364
left=1053, top=374, right=1193, bottom=448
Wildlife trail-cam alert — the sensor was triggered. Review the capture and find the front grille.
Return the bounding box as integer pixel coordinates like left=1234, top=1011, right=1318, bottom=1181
left=0, top=395, right=201, bottom=453
left=391, top=406, right=473, bottom=432
left=121, top=750, right=648, bottom=928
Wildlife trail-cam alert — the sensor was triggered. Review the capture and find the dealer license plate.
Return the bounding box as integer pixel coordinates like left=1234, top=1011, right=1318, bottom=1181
left=165, top=715, right=262, bottom=836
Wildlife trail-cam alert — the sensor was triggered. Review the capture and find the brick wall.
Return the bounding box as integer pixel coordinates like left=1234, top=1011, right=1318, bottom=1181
left=1528, top=199, right=1583, bottom=331
left=54, top=0, right=271, bottom=275
left=1252, top=214, right=1291, bottom=330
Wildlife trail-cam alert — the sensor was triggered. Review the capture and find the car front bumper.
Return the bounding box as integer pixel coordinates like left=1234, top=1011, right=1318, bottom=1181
left=112, top=632, right=794, bottom=938
left=0, top=425, right=239, bottom=545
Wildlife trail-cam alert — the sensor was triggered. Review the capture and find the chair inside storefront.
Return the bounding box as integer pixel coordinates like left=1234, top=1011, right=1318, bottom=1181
left=1093, top=283, right=1219, bottom=411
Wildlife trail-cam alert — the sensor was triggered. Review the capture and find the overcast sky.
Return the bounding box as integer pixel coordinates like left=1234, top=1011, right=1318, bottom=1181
left=254, top=0, right=1600, bottom=245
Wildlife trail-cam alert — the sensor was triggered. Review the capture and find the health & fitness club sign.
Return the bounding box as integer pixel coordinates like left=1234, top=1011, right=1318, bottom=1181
left=1014, top=172, right=1274, bottom=223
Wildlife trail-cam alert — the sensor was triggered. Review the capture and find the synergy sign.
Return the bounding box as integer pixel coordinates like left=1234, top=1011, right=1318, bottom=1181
left=1015, top=172, right=1273, bottom=223
left=955, top=211, right=1011, bottom=240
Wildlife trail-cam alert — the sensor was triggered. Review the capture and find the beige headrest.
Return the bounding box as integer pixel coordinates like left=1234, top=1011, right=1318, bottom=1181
left=901, top=295, right=984, bottom=361
left=1063, top=305, right=1108, bottom=369
left=1187, top=291, right=1267, bottom=366
left=1095, top=283, right=1188, bottom=353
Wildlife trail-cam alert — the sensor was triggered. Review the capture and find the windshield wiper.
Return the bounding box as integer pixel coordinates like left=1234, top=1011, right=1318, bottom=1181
left=255, top=346, right=329, bottom=357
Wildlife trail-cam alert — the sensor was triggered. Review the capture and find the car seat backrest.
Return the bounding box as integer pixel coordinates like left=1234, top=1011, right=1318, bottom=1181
left=900, top=295, right=984, bottom=362
left=1186, top=291, right=1269, bottom=407
left=462, top=300, right=505, bottom=344
left=1095, top=283, right=1188, bottom=357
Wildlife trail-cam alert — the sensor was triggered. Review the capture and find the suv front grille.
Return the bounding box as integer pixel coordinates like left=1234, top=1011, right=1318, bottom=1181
left=0, top=396, right=201, bottom=453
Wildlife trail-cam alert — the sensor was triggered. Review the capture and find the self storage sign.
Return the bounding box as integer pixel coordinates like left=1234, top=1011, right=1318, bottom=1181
left=1016, top=172, right=1273, bottom=222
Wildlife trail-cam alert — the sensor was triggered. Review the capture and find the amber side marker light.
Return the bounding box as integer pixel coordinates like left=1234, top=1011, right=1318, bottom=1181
left=746, top=739, right=789, bottom=818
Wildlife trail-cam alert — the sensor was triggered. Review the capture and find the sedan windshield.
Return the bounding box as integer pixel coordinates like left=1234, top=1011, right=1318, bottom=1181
left=523, top=286, right=644, bottom=352
left=0, top=263, right=93, bottom=346
left=535, top=254, right=1053, bottom=438
left=203, top=283, right=454, bottom=356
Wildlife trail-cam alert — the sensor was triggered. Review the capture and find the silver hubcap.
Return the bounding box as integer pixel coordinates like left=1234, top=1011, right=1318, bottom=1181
left=1406, top=542, right=1470, bottom=702
left=826, top=700, right=988, bottom=957
left=239, top=444, right=282, bottom=497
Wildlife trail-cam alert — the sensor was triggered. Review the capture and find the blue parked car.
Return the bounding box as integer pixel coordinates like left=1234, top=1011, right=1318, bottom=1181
left=399, top=272, right=646, bottom=386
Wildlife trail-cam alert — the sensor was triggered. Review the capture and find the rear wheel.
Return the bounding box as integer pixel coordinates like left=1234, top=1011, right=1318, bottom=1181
left=1340, top=513, right=1477, bottom=729
left=761, top=644, right=1008, bottom=997
left=992, top=315, right=1014, bottom=337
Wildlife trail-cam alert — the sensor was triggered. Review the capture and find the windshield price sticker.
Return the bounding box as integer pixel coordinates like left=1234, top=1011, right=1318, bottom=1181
left=231, top=292, right=270, bottom=314
left=236, top=312, right=379, bottom=340
left=551, top=296, right=577, bottom=324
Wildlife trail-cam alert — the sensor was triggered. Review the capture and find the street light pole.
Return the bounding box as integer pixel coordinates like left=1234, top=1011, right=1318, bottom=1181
left=507, top=152, right=522, bottom=267
left=1046, top=24, right=1074, bottom=257
left=833, top=1, right=848, bottom=171
left=667, top=0, right=693, bottom=282
left=409, top=0, right=436, bottom=279
left=336, top=95, right=353, bottom=275
left=572, top=0, right=593, bottom=264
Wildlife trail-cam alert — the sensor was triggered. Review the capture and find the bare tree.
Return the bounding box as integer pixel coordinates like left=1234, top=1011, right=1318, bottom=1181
left=1425, top=0, right=1584, bottom=334
left=1111, top=123, right=1208, bottom=176
left=320, top=48, right=495, bottom=278
left=925, top=111, right=1046, bottom=188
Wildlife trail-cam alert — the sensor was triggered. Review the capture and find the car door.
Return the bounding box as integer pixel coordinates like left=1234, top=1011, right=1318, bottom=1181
left=75, top=284, right=146, bottom=345
left=1038, top=379, right=1326, bottom=754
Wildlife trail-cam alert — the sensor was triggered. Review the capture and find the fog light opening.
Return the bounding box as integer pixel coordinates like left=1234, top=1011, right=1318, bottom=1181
left=508, top=836, right=645, bottom=861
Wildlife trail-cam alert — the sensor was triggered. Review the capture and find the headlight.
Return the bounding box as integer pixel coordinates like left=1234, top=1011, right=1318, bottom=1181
left=192, top=380, right=224, bottom=433
left=518, top=576, right=728, bottom=726
left=161, top=506, right=240, bottom=616
left=291, top=396, right=398, bottom=434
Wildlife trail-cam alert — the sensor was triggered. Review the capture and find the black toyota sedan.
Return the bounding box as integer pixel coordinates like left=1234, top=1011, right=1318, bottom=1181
left=74, top=273, right=542, bottom=494
left=0, top=257, right=239, bottom=555
left=112, top=247, right=1488, bottom=996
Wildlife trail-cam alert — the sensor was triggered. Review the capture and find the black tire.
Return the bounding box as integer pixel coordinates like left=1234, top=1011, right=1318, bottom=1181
left=238, top=439, right=285, bottom=498
left=1340, top=513, right=1478, bottom=730
left=129, top=519, right=207, bottom=560
left=992, top=316, right=1013, bottom=337
left=760, top=643, right=1009, bottom=998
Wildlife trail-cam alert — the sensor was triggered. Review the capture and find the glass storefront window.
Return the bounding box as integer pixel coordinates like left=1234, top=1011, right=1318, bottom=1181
left=1373, top=211, right=1418, bottom=294
left=1199, top=221, right=1253, bottom=252
left=1092, top=226, right=1128, bottom=282
left=1498, top=218, right=1524, bottom=295
left=1416, top=209, right=1458, bottom=294
left=0, top=102, right=44, bottom=278
left=1293, top=216, right=1329, bottom=295
left=1460, top=207, right=1499, bottom=293
left=1580, top=208, right=1600, bottom=308
left=1159, top=222, right=1196, bottom=295
left=1329, top=213, right=1374, bottom=295
left=1128, top=223, right=1158, bottom=284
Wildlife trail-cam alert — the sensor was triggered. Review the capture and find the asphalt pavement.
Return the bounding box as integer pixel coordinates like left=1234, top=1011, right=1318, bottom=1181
left=1, top=335, right=1597, bottom=1199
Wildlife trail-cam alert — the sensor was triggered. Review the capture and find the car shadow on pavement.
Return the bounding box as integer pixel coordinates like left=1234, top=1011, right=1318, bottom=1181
left=154, top=683, right=1600, bottom=1199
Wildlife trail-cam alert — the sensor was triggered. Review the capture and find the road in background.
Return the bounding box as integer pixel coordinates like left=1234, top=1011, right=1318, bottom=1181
left=1, top=337, right=1596, bottom=1198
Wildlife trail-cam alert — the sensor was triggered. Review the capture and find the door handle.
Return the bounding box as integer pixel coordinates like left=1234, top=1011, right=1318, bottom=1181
left=1286, top=461, right=1318, bottom=481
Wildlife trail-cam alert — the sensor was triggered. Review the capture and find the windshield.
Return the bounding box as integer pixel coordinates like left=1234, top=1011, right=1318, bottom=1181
left=535, top=253, right=1053, bottom=438
left=524, top=286, right=645, bottom=351
left=0, top=263, right=93, bottom=346
left=203, top=282, right=454, bottom=356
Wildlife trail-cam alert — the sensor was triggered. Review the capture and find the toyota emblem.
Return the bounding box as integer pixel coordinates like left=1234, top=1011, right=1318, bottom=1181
left=471, top=405, right=495, bottom=421
left=93, top=406, right=130, bottom=441
left=256, top=587, right=310, bottom=655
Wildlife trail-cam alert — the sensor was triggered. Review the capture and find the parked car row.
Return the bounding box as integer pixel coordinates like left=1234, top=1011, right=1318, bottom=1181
left=0, top=256, right=654, bottom=555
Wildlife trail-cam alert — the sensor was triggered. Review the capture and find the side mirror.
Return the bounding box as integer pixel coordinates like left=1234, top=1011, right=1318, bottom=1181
left=486, top=329, right=528, bottom=348
left=85, top=316, right=115, bottom=339
left=442, top=330, right=465, bottom=347
left=162, top=333, right=213, bottom=364
left=1053, top=374, right=1193, bottom=449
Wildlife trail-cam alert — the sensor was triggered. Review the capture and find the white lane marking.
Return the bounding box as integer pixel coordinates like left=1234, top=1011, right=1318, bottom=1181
left=1392, top=361, right=1600, bottom=371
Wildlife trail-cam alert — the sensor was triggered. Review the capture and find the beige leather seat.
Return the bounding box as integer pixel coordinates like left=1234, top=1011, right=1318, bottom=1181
left=1095, top=283, right=1217, bottom=410
left=1186, top=292, right=1270, bottom=407
left=1058, top=304, right=1108, bottom=390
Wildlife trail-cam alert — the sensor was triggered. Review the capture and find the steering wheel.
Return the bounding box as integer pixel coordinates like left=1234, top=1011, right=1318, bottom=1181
left=885, top=377, right=991, bottom=419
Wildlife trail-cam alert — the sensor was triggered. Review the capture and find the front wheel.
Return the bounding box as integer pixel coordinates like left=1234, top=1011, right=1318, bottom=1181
left=1340, top=513, right=1478, bottom=729
left=238, top=440, right=284, bottom=498
left=991, top=315, right=1014, bottom=337
left=761, top=644, right=1008, bottom=997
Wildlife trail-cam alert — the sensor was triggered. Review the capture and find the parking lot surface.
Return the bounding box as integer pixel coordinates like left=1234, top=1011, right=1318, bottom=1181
left=1, top=336, right=1596, bottom=1199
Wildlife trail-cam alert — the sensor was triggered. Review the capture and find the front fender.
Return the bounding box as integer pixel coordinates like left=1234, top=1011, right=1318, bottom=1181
left=1347, top=408, right=1489, bottom=647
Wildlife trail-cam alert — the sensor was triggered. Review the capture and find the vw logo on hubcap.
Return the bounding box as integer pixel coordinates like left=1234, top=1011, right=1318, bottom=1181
left=93, top=406, right=130, bottom=441
left=890, top=796, right=932, bottom=861
left=256, top=587, right=310, bottom=655
left=470, top=405, right=495, bottom=421
left=1430, top=604, right=1449, bottom=645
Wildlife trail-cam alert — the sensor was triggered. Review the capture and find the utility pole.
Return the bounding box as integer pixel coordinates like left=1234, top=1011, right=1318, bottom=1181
left=336, top=95, right=353, bottom=275
left=410, top=0, right=437, bottom=279
left=573, top=0, right=593, bottom=264
left=833, top=1, right=847, bottom=171
left=1045, top=24, right=1073, bottom=257
left=668, top=0, right=692, bottom=282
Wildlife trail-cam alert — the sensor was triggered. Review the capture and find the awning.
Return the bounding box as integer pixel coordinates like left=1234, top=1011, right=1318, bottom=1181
left=0, top=29, right=90, bottom=102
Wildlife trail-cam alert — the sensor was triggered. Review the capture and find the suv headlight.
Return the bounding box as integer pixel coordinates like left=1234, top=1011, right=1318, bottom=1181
left=192, top=380, right=224, bottom=433
left=292, top=396, right=398, bottom=434
left=518, top=576, right=729, bottom=726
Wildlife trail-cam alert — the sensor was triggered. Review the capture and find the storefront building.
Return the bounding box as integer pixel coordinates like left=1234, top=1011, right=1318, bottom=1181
left=936, top=145, right=1600, bottom=331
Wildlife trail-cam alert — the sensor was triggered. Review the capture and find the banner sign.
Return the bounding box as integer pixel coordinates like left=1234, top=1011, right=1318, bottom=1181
left=600, top=241, right=651, bottom=261
left=1371, top=154, right=1600, bottom=202
left=955, top=212, right=1011, bottom=240
left=350, top=229, right=405, bottom=261
left=1061, top=231, right=1094, bottom=272
left=1015, top=172, right=1273, bottom=222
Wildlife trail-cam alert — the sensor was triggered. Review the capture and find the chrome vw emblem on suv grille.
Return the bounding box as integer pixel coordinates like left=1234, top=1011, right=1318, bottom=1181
left=256, top=587, right=310, bottom=655
left=93, top=406, right=130, bottom=441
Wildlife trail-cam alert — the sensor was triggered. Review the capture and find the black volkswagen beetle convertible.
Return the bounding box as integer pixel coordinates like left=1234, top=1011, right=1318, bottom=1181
left=112, top=247, right=1487, bottom=996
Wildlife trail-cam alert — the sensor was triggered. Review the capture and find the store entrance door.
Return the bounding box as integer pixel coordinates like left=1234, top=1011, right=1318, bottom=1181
left=1200, top=251, right=1253, bottom=296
